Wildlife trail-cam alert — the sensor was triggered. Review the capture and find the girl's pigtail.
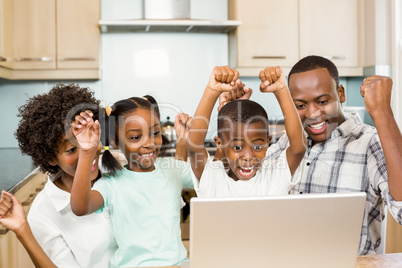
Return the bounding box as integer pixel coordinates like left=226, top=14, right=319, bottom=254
left=100, top=106, right=122, bottom=174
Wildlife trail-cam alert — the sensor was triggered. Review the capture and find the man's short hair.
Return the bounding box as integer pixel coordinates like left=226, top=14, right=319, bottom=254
left=288, top=55, right=340, bottom=88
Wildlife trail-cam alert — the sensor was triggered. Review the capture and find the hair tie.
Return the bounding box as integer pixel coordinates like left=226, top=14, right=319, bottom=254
left=105, top=106, right=112, bottom=116
left=142, top=97, right=148, bottom=101
left=103, top=146, right=109, bottom=151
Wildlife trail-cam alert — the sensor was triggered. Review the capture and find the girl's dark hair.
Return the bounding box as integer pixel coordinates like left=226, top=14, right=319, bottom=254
left=15, top=83, right=100, bottom=174
left=100, top=95, right=162, bottom=174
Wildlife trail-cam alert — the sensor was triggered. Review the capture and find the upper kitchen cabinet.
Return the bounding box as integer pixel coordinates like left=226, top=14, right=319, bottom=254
left=0, top=0, right=100, bottom=80
left=229, top=0, right=363, bottom=76
left=0, top=0, right=56, bottom=70
left=228, top=0, right=299, bottom=74
left=57, top=0, right=100, bottom=70
left=299, top=0, right=360, bottom=68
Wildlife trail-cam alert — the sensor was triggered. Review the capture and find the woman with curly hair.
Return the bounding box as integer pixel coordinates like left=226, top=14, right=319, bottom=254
left=0, top=83, right=117, bottom=267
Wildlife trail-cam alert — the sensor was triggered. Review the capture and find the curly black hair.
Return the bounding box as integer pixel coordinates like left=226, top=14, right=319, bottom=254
left=15, top=83, right=100, bottom=174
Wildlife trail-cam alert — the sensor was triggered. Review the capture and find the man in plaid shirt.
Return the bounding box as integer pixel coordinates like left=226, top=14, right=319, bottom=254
left=267, top=55, right=402, bottom=255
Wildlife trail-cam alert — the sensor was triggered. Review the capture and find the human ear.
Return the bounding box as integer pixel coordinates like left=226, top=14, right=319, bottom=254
left=48, top=159, right=58, bottom=166
left=214, top=136, right=227, bottom=164
left=267, top=136, right=272, bottom=146
left=338, top=85, right=346, bottom=103
left=214, top=136, right=223, bottom=151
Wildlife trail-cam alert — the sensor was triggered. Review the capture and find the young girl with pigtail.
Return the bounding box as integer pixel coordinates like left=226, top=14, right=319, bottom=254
left=70, top=95, right=194, bottom=268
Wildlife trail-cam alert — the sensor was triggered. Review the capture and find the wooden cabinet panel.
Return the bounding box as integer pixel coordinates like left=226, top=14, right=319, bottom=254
left=232, top=0, right=299, bottom=68
left=299, top=0, right=359, bottom=67
left=57, top=0, right=100, bottom=69
left=0, top=0, right=56, bottom=69
left=229, top=0, right=362, bottom=76
left=0, top=0, right=100, bottom=79
left=13, top=0, right=56, bottom=69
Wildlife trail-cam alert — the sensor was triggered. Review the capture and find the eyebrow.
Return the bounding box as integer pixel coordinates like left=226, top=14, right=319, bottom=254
left=293, top=94, right=332, bottom=102
left=230, top=138, right=244, bottom=142
left=126, top=129, right=142, bottom=134
left=58, top=138, right=74, bottom=151
left=126, top=123, right=159, bottom=134
left=251, top=138, right=266, bottom=143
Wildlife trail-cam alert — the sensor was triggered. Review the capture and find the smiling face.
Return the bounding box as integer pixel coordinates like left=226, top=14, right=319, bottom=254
left=119, top=108, right=162, bottom=172
left=51, top=133, right=101, bottom=186
left=289, top=68, right=346, bottom=145
left=215, top=121, right=270, bottom=181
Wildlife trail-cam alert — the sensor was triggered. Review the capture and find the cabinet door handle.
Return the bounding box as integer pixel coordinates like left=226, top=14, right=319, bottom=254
left=59, top=57, right=96, bottom=61
left=252, top=56, right=286, bottom=59
left=323, top=56, right=346, bottom=60
left=0, top=56, right=8, bottom=62
left=15, top=57, right=53, bottom=62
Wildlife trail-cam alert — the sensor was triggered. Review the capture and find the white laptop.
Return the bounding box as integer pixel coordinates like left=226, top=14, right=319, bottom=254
left=187, top=192, right=366, bottom=268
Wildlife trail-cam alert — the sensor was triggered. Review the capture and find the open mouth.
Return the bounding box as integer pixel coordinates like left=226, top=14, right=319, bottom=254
left=307, top=120, right=328, bottom=135
left=139, top=151, right=156, bottom=159
left=238, top=166, right=257, bottom=179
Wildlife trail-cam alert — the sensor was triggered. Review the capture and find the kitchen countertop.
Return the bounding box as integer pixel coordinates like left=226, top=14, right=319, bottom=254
left=0, top=148, right=35, bottom=193
left=138, top=253, right=402, bottom=268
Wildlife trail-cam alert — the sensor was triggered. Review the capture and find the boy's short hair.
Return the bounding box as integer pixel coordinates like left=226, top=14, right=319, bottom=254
left=217, top=99, right=269, bottom=137
left=288, top=55, right=340, bottom=88
left=15, top=83, right=100, bottom=174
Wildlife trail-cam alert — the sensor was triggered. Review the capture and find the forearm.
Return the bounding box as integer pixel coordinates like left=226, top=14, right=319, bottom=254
left=175, top=140, right=188, bottom=162
left=70, top=150, right=97, bottom=215
left=188, top=89, right=219, bottom=178
left=371, top=109, right=402, bottom=201
left=274, top=89, right=306, bottom=155
left=188, top=89, right=219, bottom=153
left=15, top=222, right=56, bottom=268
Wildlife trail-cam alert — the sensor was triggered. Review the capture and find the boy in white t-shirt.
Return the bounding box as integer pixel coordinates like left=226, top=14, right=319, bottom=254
left=187, top=66, right=306, bottom=197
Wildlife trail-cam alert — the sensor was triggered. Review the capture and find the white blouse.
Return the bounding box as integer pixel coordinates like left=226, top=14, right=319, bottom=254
left=27, top=175, right=117, bottom=268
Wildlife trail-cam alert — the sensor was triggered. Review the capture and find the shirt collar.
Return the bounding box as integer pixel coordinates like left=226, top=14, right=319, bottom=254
left=45, top=173, right=71, bottom=212
left=305, top=114, right=363, bottom=145
left=334, top=113, right=363, bottom=138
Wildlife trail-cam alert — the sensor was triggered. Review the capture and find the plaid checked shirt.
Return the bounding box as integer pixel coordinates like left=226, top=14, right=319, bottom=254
left=267, top=114, right=402, bottom=255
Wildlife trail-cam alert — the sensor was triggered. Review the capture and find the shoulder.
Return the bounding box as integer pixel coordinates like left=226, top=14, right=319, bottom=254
left=92, top=172, right=125, bottom=192
left=346, top=122, right=380, bottom=150
left=27, top=190, right=58, bottom=232
left=157, top=157, right=191, bottom=171
left=342, top=115, right=378, bottom=140
left=201, top=156, right=227, bottom=178
left=262, top=149, right=289, bottom=172
left=267, top=134, right=289, bottom=159
left=28, top=189, right=48, bottom=215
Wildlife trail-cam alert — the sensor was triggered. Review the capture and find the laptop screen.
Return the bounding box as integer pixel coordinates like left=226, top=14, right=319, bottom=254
left=189, top=192, right=366, bottom=268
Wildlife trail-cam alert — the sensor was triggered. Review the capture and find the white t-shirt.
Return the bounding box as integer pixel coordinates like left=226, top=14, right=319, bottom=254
left=193, top=149, right=293, bottom=198
left=27, top=174, right=117, bottom=268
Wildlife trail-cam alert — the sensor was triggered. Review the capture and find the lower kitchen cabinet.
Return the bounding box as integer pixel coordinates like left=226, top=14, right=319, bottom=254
left=0, top=169, right=47, bottom=268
